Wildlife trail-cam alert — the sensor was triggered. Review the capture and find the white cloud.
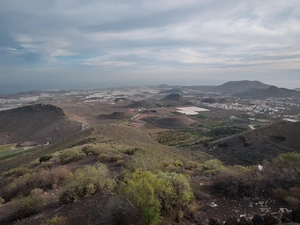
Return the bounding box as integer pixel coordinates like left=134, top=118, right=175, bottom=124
left=0, top=0, right=300, bottom=89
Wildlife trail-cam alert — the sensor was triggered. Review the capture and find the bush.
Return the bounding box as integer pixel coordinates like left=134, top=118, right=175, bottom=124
left=59, top=148, right=86, bottom=164
left=184, top=161, right=199, bottom=170
left=39, top=154, right=53, bottom=163
left=119, top=170, right=194, bottom=224
left=163, top=160, right=183, bottom=168
left=116, top=160, right=125, bottom=167
left=4, top=166, right=71, bottom=200
left=59, top=163, right=115, bottom=204
left=110, top=154, right=122, bottom=162
left=41, top=215, right=68, bottom=225
left=212, top=166, right=261, bottom=197
left=2, top=167, right=32, bottom=178
left=122, top=147, right=140, bottom=155
left=272, top=187, right=300, bottom=206
left=277, top=152, right=300, bottom=165
left=202, top=159, right=225, bottom=175
left=81, top=145, right=102, bottom=155
left=3, top=188, right=43, bottom=220
left=97, top=153, right=109, bottom=162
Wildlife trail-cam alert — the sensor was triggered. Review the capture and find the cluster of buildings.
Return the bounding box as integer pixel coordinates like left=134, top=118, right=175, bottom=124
left=196, top=97, right=300, bottom=118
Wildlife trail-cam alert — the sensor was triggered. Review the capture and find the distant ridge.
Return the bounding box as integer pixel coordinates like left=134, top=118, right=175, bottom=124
left=184, top=80, right=271, bottom=95
left=235, top=86, right=300, bottom=99
left=212, top=80, right=270, bottom=94
left=158, top=88, right=183, bottom=94
left=0, top=104, right=81, bottom=145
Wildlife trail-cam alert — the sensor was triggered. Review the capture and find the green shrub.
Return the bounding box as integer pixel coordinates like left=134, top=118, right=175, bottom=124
left=277, top=152, right=300, bottom=165
left=116, top=160, right=125, bottom=167
left=4, top=166, right=71, bottom=200
left=81, top=145, right=102, bottom=155
left=202, top=159, right=225, bottom=175
left=39, top=154, right=53, bottom=163
left=2, top=167, right=33, bottom=178
left=40, top=161, right=54, bottom=169
left=59, top=148, right=86, bottom=164
left=110, top=154, right=122, bottom=162
left=3, top=188, right=43, bottom=220
left=41, top=215, right=68, bottom=225
left=119, top=170, right=194, bottom=224
left=163, top=160, right=183, bottom=168
left=97, top=153, right=109, bottom=162
left=59, top=163, right=115, bottom=204
left=122, top=147, right=140, bottom=155
left=184, top=161, right=199, bottom=170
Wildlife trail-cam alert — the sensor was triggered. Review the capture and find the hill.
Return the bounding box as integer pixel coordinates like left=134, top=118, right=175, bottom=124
left=161, top=93, right=183, bottom=101
left=184, top=80, right=270, bottom=95
left=0, top=104, right=82, bottom=145
left=97, top=111, right=134, bottom=120
left=158, top=88, right=183, bottom=94
left=213, top=80, right=270, bottom=95
left=125, top=100, right=156, bottom=108
left=235, top=86, right=300, bottom=99
left=199, top=121, right=300, bottom=165
left=142, top=115, right=197, bottom=129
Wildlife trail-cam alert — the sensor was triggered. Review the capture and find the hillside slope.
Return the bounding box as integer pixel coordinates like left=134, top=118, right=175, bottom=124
left=235, top=86, right=300, bottom=99
left=199, top=121, right=300, bottom=165
left=213, top=80, right=270, bottom=95
left=0, top=104, right=82, bottom=145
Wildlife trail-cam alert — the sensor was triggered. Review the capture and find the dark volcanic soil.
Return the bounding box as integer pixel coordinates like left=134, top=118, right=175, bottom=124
left=142, top=115, right=197, bottom=129
left=0, top=104, right=82, bottom=145
left=197, top=121, right=300, bottom=165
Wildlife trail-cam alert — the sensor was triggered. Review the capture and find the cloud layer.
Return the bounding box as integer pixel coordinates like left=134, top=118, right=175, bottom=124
left=1, top=0, right=300, bottom=91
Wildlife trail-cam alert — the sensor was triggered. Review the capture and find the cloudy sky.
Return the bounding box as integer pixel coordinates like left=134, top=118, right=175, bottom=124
left=1, top=0, right=300, bottom=93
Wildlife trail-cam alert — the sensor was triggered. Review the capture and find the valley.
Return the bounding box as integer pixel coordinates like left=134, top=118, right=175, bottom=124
left=0, top=80, right=300, bottom=225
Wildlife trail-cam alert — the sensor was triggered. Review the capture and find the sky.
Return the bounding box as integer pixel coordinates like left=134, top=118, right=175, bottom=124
left=1, top=0, right=300, bottom=94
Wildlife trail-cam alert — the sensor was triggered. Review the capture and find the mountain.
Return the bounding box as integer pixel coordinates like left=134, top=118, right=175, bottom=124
left=184, top=80, right=271, bottom=95
left=0, top=104, right=82, bottom=145
left=212, top=80, right=271, bottom=95
left=235, top=86, right=300, bottom=99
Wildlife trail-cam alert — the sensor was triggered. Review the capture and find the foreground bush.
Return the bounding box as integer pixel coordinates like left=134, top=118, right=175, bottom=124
left=59, top=148, right=86, bottom=164
left=2, top=167, right=33, bottom=178
left=41, top=215, right=68, bottom=225
left=59, top=163, right=115, bottom=204
left=212, top=166, right=260, bottom=197
left=4, top=166, right=71, bottom=201
left=212, top=153, right=300, bottom=197
left=202, top=159, right=225, bottom=175
left=39, top=154, right=53, bottom=163
left=272, top=187, right=300, bottom=206
left=2, top=188, right=43, bottom=220
left=119, top=170, right=194, bottom=225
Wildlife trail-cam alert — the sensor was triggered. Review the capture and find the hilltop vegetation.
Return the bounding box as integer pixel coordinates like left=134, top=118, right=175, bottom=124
left=0, top=121, right=300, bottom=224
